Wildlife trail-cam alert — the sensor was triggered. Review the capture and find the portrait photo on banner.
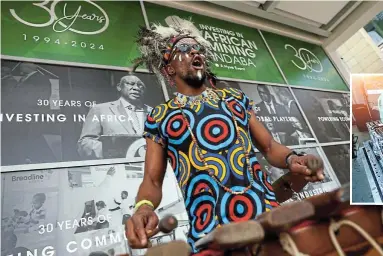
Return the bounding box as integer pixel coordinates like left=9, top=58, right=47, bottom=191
left=322, top=144, right=350, bottom=186
left=238, top=82, right=316, bottom=146
left=1, top=60, right=165, bottom=167
left=1, top=164, right=187, bottom=256
left=1, top=169, right=60, bottom=256
left=293, top=88, right=350, bottom=143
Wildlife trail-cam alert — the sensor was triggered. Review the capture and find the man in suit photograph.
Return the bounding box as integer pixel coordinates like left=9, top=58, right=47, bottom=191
left=264, top=119, right=285, bottom=144
left=289, top=116, right=313, bottom=145
left=15, top=62, right=52, bottom=113
left=77, top=74, right=152, bottom=159
left=254, top=85, right=287, bottom=117
left=1, top=62, right=57, bottom=165
left=277, top=87, right=301, bottom=117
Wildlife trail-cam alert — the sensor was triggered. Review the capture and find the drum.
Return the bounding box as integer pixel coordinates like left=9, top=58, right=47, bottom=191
left=144, top=186, right=383, bottom=256
left=259, top=205, right=383, bottom=256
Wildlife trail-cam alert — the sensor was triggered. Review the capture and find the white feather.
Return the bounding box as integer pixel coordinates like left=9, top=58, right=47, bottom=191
left=152, top=24, right=178, bottom=40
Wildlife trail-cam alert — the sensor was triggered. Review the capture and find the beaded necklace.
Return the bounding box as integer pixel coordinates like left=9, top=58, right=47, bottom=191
left=175, top=89, right=254, bottom=195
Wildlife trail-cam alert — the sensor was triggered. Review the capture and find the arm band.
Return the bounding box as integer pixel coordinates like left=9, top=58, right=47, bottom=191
left=285, top=151, right=297, bottom=167
left=134, top=200, right=154, bottom=212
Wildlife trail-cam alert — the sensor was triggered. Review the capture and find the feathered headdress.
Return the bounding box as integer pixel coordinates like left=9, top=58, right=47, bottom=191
left=133, top=16, right=217, bottom=87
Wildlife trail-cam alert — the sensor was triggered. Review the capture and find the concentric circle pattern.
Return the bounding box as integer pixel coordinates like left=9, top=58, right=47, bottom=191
left=218, top=186, right=263, bottom=224
left=227, top=141, right=246, bottom=180
left=224, top=87, right=242, bottom=100
left=179, top=151, right=191, bottom=191
left=152, top=103, right=168, bottom=122
left=167, top=98, right=180, bottom=109
left=188, top=195, right=217, bottom=238
left=190, top=102, right=204, bottom=115
left=205, top=98, right=220, bottom=110
left=238, top=126, right=252, bottom=152
left=195, top=114, right=235, bottom=152
left=161, top=109, right=195, bottom=145
left=144, top=115, right=157, bottom=130
left=248, top=158, right=276, bottom=201
left=227, top=98, right=247, bottom=126
left=189, top=141, right=208, bottom=171
left=185, top=174, right=219, bottom=240
left=215, top=89, right=227, bottom=99
left=167, top=145, right=179, bottom=177
left=185, top=174, right=220, bottom=206
left=204, top=152, right=230, bottom=184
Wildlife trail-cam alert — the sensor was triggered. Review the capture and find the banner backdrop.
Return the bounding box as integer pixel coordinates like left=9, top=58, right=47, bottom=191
left=1, top=1, right=144, bottom=68
left=262, top=31, right=348, bottom=91
left=1, top=60, right=164, bottom=167
left=239, top=83, right=316, bottom=146
left=1, top=164, right=189, bottom=256
left=293, top=89, right=350, bottom=143
left=143, top=2, right=285, bottom=84
left=322, top=144, right=350, bottom=185
left=256, top=147, right=339, bottom=203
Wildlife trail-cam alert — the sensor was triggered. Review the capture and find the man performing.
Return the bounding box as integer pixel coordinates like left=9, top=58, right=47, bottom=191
left=126, top=22, right=325, bottom=254
left=78, top=74, right=152, bottom=159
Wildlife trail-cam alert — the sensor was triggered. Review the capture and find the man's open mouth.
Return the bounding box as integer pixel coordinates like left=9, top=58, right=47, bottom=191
left=191, top=56, right=204, bottom=70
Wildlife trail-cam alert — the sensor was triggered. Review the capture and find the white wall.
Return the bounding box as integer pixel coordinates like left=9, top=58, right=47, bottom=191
left=337, top=29, right=383, bottom=74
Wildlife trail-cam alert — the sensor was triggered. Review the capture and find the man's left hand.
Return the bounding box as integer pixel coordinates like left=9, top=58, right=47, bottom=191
left=288, top=154, right=325, bottom=183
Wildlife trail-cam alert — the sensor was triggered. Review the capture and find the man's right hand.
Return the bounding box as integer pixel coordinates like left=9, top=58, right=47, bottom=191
left=125, top=205, right=159, bottom=249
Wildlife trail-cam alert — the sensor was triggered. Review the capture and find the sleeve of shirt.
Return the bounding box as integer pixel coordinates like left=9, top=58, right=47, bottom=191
left=143, top=108, right=167, bottom=148
left=224, top=87, right=255, bottom=112
left=243, top=92, right=255, bottom=113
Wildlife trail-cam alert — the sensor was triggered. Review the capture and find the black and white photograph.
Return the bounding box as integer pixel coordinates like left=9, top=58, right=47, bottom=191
left=1, top=170, right=60, bottom=256
left=322, top=144, right=350, bottom=186
left=125, top=163, right=145, bottom=179
left=256, top=147, right=338, bottom=203
left=1, top=60, right=165, bottom=168
left=239, top=83, right=315, bottom=146
left=293, top=89, right=350, bottom=143
left=1, top=163, right=187, bottom=256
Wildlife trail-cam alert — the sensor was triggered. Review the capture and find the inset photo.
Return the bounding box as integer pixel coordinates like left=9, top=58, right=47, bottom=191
left=351, top=74, right=383, bottom=204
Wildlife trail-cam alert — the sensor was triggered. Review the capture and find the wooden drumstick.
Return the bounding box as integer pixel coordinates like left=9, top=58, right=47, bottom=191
left=306, top=157, right=324, bottom=176
left=147, top=215, right=178, bottom=238
left=146, top=215, right=178, bottom=248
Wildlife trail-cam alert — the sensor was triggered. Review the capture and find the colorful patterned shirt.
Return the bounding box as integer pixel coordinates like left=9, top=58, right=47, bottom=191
left=143, top=87, right=278, bottom=252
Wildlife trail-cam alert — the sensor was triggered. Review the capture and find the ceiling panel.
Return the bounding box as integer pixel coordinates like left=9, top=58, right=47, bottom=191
left=206, top=0, right=359, bottom=38
left=273, top=1, right=350, bottom=25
